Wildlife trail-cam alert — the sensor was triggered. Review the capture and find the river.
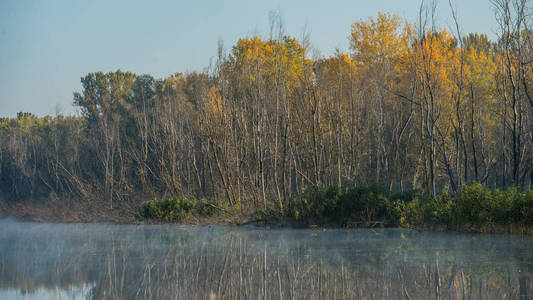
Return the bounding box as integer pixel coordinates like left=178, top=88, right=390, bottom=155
left=0, top=219, right=532, bottom=299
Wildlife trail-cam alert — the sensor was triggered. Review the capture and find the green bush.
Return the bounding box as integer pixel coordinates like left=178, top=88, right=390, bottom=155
left=449, top=183, right=533, bottom=227
left=453, top=183, right=489, bottom=225
left=285, top=183, right=533, bottom=229
left=286, top=184, right=401, bottom=226
left=140, top=196, right=240, bottom=222
left=140, top=184, right=533, bottom=228
left=140, top=196, right=194, bottom=222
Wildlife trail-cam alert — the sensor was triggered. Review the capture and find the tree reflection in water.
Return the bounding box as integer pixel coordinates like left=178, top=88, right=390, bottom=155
left=0, top=220, right=531, bottom=299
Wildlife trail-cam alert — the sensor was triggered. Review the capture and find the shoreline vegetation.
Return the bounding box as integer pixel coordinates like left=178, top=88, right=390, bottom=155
left=1, top=3, right=533, bottom=234
left=140, top=182, right=533, bottom=235
left=2, top=183, right=532, bottom=236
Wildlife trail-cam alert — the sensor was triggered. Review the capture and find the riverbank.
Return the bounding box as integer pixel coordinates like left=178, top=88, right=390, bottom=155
left=2, top=205, right=533, bottom=236
left=1, top=183, right=532, bottom=235
left=0, top=194, right=251, bottom=225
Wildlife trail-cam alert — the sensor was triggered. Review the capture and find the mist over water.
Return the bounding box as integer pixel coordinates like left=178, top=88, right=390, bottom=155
left=0, top=219, right=532, bottom=299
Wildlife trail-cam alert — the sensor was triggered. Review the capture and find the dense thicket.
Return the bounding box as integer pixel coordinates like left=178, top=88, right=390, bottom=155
left=1, top=1, right=532, bottom=216
left=284, top=183, right=533, bottom=230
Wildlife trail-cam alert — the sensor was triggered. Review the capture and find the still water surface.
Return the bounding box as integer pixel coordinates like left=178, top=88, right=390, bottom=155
left=0, top=219, right=532, bottom=299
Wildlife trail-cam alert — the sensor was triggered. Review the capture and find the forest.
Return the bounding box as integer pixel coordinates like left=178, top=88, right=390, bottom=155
left=0, top=0, right=532, bottom=227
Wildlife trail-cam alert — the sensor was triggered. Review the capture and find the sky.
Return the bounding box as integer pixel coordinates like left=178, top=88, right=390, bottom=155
left=0, top=0, right=499, bottom=117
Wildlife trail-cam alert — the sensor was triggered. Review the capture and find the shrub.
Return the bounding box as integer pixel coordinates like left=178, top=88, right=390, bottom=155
left=453, top=183, right=488, bottom=225
left=140, top=184, right=533, bottom=229
left=140, top=196, right=240, bottom=222
left=450, top=184, right=533, bottom=227
left=286, top=184, right=397, bottom=226
left=140, top=196, right=194, bottom=222
left=285, top=183, right=533, bottom=230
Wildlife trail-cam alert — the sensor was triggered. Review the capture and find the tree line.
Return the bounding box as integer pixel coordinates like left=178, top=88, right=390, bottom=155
left=0, top=0, right=532, bottom=214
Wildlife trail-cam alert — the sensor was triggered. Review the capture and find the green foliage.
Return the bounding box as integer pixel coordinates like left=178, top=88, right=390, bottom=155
left=286, top=184, right=403, bottom=226
left=401, top=184, right=533, bottom=230
left=140, top=196, right=240, bottom=222
left=140, top=197, right=195, bottom=222
left=285, top=183, right=533, bottom=230
left=450, top=183, right=533, bottom=227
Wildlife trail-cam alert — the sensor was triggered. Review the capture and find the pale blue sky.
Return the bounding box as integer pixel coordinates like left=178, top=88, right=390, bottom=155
left=0, top=0, right=498, bottom=117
